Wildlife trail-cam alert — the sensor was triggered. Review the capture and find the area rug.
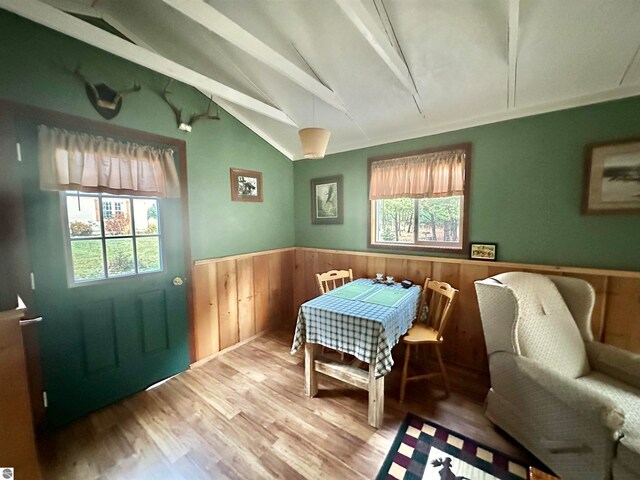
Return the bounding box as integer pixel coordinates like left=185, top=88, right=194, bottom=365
left=376, top=413, right=530, bottom=480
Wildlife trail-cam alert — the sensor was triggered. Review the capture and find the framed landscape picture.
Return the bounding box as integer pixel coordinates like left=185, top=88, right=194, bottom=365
left=230, top=168, right=263, bottom=202
left=470, top=242, right=497, bottom=261
left=584, top=139, right=640, bottom=214
left=311, top=175, right=343, bottom=224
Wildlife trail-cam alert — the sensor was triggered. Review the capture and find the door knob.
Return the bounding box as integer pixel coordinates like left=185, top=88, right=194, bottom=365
left=172, top=277, right=184, bottom=286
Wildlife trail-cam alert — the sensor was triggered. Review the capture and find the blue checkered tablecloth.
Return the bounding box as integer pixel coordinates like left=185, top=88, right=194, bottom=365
left=291, top=279, right=421, bottom=378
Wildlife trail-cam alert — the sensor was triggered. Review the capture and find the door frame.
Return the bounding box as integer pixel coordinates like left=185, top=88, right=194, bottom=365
left=0, top=99, right=196, bottom=363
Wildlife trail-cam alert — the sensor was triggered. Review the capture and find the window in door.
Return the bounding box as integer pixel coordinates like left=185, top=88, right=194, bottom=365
left=63, top=192, right=163, bottom=284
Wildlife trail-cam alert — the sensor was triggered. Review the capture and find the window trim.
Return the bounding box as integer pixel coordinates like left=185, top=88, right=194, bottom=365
left=367, top=142, right=472, bottom=254
left=60, top=192, right=165, bottom=288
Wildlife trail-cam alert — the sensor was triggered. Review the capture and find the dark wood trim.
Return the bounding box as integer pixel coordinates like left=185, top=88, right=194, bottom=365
left=0, top=98, right=197, bottom=363
left=582, top=137, right=640, bottom=215
left=367, top=142, right=472, bottom=255
left=230, top=168, right=263, bottom=202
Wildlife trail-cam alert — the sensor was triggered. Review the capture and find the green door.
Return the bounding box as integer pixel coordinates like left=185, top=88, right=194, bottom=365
left=16, top=120, right=190, bottom=427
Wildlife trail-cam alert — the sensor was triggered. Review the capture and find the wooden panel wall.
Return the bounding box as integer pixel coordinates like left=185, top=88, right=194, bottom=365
left=192, top=247, right=640, bottom=384
left=192, top=248, right=295, bottom=362
left=292, top=248, right=640, bottom=381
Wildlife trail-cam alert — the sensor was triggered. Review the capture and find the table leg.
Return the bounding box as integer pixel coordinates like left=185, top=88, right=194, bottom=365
left=305, top=343, right=318, bottom=397
left=368, top=363, right=384, bottom=428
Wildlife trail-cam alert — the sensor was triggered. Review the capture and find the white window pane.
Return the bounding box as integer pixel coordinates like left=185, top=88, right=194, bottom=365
left=106, top=238, right=135, bottom=277
left=71, top=239, right=105, bottom=281
left=66, top=195, right=101, bottom=238
left=136, top=237, right=162, bottom=273
left=103, top=199, right=132, bottom=237
left=133, top=198, right=159, bottom=235
left=418, top=196, right=462, bottom=243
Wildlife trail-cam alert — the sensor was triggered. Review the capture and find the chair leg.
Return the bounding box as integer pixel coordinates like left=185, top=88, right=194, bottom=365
left=435, top=344, right=450, bottom=395
left=399, top=343, right=411, bottom=403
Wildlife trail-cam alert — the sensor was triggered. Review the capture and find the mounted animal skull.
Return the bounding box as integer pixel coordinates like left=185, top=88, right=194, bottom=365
left=162, top=80, right=220, bottom=133
left=75, top=68, right=141, bottom=120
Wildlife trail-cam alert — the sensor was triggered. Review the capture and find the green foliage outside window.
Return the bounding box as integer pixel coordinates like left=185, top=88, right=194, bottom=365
left=376, top=196, right=462, bottom=245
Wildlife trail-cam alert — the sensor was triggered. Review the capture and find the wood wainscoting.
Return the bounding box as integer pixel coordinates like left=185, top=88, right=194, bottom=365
left=192, top=247, right=640, bottom=393
left=192, top=248, right=296, bottom=362
left=292, top=248, right=640, bottom=393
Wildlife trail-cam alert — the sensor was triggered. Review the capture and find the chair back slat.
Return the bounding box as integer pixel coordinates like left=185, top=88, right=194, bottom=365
left=316, top=269, right=354, bottom=295
left=417, top=278, right=459, bottom=340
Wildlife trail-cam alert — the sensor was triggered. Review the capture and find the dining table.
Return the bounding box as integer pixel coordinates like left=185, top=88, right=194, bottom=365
left=291, top=278, right=422, bottom=428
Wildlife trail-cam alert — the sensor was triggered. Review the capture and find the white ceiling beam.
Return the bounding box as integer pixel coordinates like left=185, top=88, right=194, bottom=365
left=89, top=8, right=295, bottom=158
left=40, top=0, right=100, bottom=17
left=508, top=0, right=520, bottom=109
left=335, top=0, right=418, bottom=98
left=210, top=98, right=295, bottom=159
left=160, top=0, right=348, bottom=114
left=0, top=0, right=297, bottom=126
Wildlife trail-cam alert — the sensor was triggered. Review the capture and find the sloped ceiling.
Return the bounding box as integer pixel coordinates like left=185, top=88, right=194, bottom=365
left=4, top=0, right=640, bottom=159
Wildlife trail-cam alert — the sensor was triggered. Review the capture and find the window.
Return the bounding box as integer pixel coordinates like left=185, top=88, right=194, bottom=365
left=63, top=192, right=163, bottom=284
left=369, top=144, right=471, bottom=252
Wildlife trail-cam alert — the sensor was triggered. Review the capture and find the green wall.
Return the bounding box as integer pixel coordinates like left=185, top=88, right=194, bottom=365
left=294, top=98, right=640, bottom=271
left=0, top=11, right=294, bottom=261
left=1, top=9, right=639, bottom=274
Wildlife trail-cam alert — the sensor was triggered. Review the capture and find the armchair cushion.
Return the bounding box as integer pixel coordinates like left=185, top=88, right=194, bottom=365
left=494, top=272, right=590, bottom=378
left=577, top=371, right=640, bottom=435
left=511, top=355, right=625, bottom=433
left=586, top=341, right=640, bottom=390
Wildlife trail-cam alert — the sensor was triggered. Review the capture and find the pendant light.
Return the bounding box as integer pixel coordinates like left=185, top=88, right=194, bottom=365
left=298, top=96, right=330, bottom=159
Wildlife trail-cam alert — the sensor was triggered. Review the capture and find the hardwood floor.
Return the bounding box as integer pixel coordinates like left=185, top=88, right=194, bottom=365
left=37, top=330, right=540, bottom=479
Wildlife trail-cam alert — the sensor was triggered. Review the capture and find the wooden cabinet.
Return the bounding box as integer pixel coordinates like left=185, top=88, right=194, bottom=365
left=0, top=307, right=42, bottom=480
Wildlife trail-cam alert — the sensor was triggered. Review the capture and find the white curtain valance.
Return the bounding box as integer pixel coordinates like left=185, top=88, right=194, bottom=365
left=369, top=149, right=466, bottom=200
left=38, top=125, right=180, bottom=197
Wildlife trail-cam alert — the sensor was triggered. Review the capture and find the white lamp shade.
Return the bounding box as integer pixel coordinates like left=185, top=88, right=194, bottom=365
left=299, top=128, right=331, bottom=159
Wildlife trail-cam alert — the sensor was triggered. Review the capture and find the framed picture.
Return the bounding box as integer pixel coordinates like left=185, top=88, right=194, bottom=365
left=310, top=175, right=343, bottom=224
left=230, top=168, right=263, bottom=202
left=470, top=242, right=497, bottom=261
left=584, top=138, right=640, bottom=214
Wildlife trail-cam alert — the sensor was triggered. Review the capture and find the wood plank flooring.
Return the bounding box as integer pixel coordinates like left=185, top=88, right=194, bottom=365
left=37, top=330, right=540, bottom=479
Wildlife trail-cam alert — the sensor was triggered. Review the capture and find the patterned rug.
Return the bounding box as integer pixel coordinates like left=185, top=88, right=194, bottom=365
left=377, top=414, right=531, bottom=480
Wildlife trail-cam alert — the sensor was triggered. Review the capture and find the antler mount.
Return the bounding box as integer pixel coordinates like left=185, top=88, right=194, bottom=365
left=162, top=80, right=220, bottom=133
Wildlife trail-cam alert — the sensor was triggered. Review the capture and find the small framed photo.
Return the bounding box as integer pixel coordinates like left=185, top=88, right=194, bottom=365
left=584, top=138, right=640, bottom=214
left=230, top=168, right=263, bottom=202
left=310, top=175, right=343, bottom=224
left=470, top=242, right=497, bottom=261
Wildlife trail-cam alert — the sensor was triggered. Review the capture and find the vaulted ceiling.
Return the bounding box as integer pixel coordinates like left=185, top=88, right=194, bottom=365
left=4, top=0, right=640, bottom=159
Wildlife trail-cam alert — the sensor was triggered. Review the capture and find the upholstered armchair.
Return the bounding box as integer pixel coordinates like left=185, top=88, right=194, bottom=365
left=475, top=272, right=640, bottom=480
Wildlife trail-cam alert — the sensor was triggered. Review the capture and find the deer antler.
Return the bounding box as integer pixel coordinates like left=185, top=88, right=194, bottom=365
left=75, top=68, right=100, bottom=100
left=187, top=96, right=220, bottom=127
left=113, top=82, right=141, bottom=104
left=162, top=80, right=184, bottom=128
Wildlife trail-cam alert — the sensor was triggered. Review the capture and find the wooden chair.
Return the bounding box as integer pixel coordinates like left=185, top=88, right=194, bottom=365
left=315, top=269, right=353, bottom=360
left=399, top=278, right=459, bottom=402
left=316, top=269, right=353, bottom=294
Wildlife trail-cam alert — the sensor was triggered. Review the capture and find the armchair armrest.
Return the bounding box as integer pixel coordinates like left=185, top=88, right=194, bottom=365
left=491, top=352, right=625, bottom=435
left=586, top=341, right=640, bottom=390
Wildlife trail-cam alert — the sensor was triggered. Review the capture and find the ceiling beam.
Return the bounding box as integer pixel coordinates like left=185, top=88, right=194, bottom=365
left=508, top=0, right=519, bottom=109
left=91, top=7, right=295, bottom=158
left=212, top=99, right=295, bottom=159
left=41, top=0, right=100, bottom=17
left=160, top=0, right=348, bottom=114
left=335, top=0, right=418, bottom=98
left=0, top=0, right=297, bottom=126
